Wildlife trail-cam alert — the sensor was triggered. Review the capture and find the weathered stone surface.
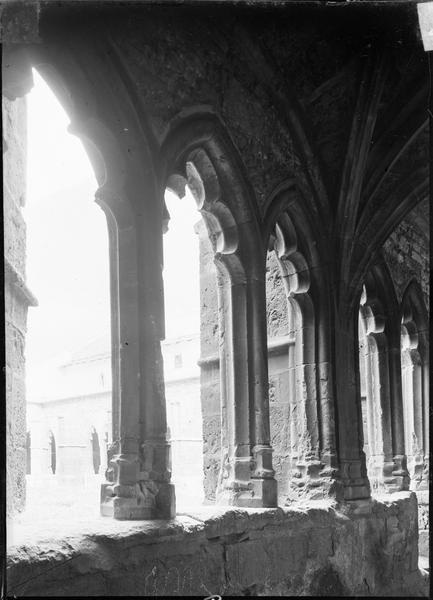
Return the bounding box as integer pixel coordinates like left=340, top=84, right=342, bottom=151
left=7, top=494, right=428, bottom=597
left=266, top=250, right=289, bottom=338
left=383, top=201, right=429, bottom=310
left=4, top=94, right=32, bottom=517
left=416, top=491, right=429, bottom=558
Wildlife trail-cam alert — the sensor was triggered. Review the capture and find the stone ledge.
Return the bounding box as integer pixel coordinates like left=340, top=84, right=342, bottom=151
left=6, top=494, right=428, bottom=597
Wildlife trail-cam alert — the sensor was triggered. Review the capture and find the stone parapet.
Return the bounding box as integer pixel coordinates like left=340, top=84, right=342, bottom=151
left=7, top=492, right=427, bottom=597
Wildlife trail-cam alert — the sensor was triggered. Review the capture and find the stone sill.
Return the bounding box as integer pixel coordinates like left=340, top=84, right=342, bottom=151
left=6, top=493, right=427, bottom=597
left=7, top=493, right=414, bottom=555
left=7, top=502, right=329, bottom=553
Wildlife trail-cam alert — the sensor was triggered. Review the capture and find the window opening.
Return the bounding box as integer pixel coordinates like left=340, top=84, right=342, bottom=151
left=162, top=186, right=209, bottom=508
left=8, top=68, right=111, bottom=532
left=358, top=289, right=393, bottom=494
left=400, top=293, right=428, bottom=491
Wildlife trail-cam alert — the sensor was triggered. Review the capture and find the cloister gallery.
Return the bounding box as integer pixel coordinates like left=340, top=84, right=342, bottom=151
left=3, top=1, right=430, bottom=596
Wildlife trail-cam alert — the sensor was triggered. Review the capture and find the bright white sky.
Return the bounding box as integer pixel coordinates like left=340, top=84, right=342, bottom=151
left=25, top=70, right=200, bottom=400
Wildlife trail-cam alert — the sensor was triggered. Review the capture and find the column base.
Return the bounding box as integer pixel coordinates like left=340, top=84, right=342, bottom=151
left=338, top=459, right=371, bottom=501
left=216, top=477, right=277, bottom=508
left=101, top=481, right=176, bottom=520
left=390, top=454, right=410, bottom=491
left=341, top=482, right=371, bottom=501
left=368, top=455, right=411, bottom=493
left=286, top=460, right=340, bottom=502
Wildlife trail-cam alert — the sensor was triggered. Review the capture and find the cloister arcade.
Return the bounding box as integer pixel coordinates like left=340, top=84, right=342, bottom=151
left=3, top=2, right=429, bottom=596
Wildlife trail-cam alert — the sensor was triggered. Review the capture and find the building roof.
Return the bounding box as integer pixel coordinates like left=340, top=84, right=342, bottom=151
left=61, top=332, right=201, bottom=367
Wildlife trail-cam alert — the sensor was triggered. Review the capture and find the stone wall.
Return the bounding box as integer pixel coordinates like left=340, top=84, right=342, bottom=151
left=3, top=94, right=36, bottom=516
left=383, top=200, right=430, bottom=310
left=6, top=493, right=428, bottom=597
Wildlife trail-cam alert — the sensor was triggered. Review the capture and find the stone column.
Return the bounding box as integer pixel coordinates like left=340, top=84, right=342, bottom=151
left=363, top=333, right=397, bottom=492
left=388, top=345, right=410, bottom=490
left=333, top=313, right=370, bottom=501
left=315, top=300, right=339, bottom=490
left=99, top=186, right=175, bottom=520
left=247, top=273, right=277, bottom=507
left=216, top=250, right=277, bottom=508
left=286, top=294, right=324, bottom=500
left=216, top=261, right=253, bottom=504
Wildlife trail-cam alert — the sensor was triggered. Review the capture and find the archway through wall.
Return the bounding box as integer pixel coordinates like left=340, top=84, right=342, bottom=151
left=17, top=68, right=111, bottom=523
left=162, top=186, right=206, bottom=507
left=264, top=213, right=319, bottom=504
left=400, top=281, right=429, bottom=491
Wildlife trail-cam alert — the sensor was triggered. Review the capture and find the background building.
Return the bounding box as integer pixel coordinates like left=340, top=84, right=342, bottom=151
left=26, top=334, right=203, bottom=512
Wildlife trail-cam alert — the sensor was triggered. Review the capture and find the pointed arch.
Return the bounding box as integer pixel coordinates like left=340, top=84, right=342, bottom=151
left=160, top=111, right=277, bottom=507
left=263, top=188, right=338, bottom=501
left=8, top=38, right=176, bottom=519
left=359, top=260, right=409, bottom=493
left=400, top=279, right=429, bottom=490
